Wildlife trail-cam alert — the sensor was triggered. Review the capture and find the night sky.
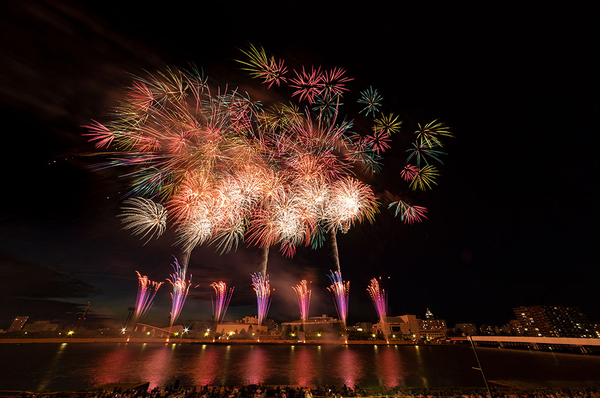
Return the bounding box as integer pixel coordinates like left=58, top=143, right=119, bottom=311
left=0, top=2, right=598, bottom=330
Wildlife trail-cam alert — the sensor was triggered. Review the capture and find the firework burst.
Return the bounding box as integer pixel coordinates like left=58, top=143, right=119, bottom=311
left=119, top=198, right=167, bottom=244
left=133, top=271, right=163, bottom=324
left=357, top=86, right=383, bottom=117
left=388, top=200, right=428, bottom=224
left=292, top=280, right=311, bottom=321
left=168, top=257, right=191, bottom=327
left=251, top=272, right=271, bottom=326
left=210, top=281, right=234, bottom=324
left=327, top=270, right=350, bottom=326
left=367, top=278, right=387, bottom=323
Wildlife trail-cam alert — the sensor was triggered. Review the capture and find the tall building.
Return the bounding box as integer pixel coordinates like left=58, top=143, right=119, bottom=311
left=8, top=316, right=29, bottom=332
left=419, top=309, right=447, bottom=340
left=513, top=305, right=595, bottom=338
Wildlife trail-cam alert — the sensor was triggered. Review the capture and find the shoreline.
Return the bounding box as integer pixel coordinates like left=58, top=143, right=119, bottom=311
left=0, top=338, right=417, bottom=345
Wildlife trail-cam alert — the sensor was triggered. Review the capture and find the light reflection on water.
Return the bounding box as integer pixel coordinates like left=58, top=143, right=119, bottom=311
left=2, top=344, right=600, bottom=391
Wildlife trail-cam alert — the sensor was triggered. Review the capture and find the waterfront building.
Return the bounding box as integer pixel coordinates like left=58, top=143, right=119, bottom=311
left=8, top=316, right=28, bottom=332
left=419, top=309, right=447, bottom=340
left=281, top=314, right=344, bottom=336
left=513, top=305, right=595, bottom=338
left=372, top=314, right=419, bottom=339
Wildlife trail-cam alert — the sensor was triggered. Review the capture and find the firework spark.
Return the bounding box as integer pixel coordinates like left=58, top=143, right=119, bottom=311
left=251, top=272, right=271, bottom=326
left=168, top=257, right=191, bottom=327
left=133, top=271, right=163, bottom=324
left=367, top=278, right=387, bottom=323
left=292, top=280, right=311, bottom=321
left=210, top=281, right=234, bottom=324
left=327, top=270, right=350, bottom=326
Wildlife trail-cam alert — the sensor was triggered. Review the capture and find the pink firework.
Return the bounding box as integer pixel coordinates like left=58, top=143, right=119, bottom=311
left=388, top=199, right=428, bottom=224
left=133, top=271, right=163, bottom=324
left=168, top=257, right=191, bottom=327
left=400, top=165, right=419, bottom=182
left=320, top=67, right=353, bottom=98
left=292, top=280, right=311, bottom=321
left=327, top=270, right=350, bottom=326
left=289, top=66, right=324, bottom=104
left=364, top=126, right=392, bottom=154
left=251, top=272, right=271, bottom=326
left=210, top=281, right=234, bottom=324
left=367, top=278, right=387, bottom=322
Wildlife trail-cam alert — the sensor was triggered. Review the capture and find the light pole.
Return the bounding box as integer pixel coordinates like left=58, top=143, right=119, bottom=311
left=468, top=335, right=493, bottom=398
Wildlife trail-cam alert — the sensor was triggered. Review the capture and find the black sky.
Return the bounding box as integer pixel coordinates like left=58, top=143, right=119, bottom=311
left=0, top=1, right=598, bottom=329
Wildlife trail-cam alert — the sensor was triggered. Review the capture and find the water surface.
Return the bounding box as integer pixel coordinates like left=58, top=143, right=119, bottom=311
left=1, top=343, right=599, bottom=391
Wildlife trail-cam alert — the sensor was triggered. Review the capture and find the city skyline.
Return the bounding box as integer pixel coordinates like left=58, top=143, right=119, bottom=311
left=0, top=2, right=598, bottom=329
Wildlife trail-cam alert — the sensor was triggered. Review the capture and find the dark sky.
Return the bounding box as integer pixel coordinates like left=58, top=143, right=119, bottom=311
left=0, top=1, right=598, bottom=330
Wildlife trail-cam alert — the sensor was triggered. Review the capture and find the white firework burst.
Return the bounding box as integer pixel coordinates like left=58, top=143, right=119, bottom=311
left=119, top=197, right=167, bottom=244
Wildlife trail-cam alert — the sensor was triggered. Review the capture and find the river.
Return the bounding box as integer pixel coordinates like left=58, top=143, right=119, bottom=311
left=1, top=343, right=599, bottom=391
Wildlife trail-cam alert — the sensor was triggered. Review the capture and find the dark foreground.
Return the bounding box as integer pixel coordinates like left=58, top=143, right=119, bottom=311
left=1, top=384, right=599, bottom=398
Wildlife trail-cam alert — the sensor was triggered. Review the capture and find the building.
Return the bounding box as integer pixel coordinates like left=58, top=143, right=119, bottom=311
left=23, top=321, right=59, bottom=332
left=513, top=305, right=595, bottom=338
left=8, top=316, right=28, bottom=332
left=281, top=314, right=343, bottom=335
left=372, top=315, right=419, bottom=339
left=500, top=319, right=524, bottom=336
left=419, top=309, right=447, bottom=340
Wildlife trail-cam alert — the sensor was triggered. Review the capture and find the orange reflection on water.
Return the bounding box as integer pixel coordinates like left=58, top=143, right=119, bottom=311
left=288, top=346, right=318, bottom=386
left=240, top=346, right=269, bottom=385
left=376, top=346, right=405, bottom=388
left=188, top=345, right=222, bottom=386
left=336, top=347, right=363, bottom=388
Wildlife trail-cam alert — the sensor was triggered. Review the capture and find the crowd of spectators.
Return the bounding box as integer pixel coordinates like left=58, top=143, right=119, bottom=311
left=7, top=385, right=599, bottom=398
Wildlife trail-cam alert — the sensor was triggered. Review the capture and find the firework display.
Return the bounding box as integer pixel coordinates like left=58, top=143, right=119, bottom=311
left=168, top=257, right=191, bottom=327
left=292, top=280, right=311, bottom=321
left=367, top=278, right=387, bottom=323
left=86, top=43, right=453, bottom=329
left=327, top=270, right=350, bottom=327
left=251, top=272, right=271, bottom=326
left=210, top=281, right=234, bottom=324
left=133, top=271, right=163, bottom=324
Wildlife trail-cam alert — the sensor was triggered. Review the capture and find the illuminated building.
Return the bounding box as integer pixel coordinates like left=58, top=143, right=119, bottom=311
left=8, top=316, right=28, bottom=332
left=513, top=305, right=595, bottom=338
left=372, top=315, right=419, bottom=339
left=418, top=309, right=447, bottom=340
left=281, top=314, right=344, bottom=335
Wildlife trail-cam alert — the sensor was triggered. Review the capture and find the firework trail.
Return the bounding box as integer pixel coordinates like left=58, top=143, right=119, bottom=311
left=327, top=270, right=350, bottom=326
left=133, top=271, right=163, bottom=324
left=367, top=278, right=387, bottom=323
left=292, top=280, right=311, bottom=321
left=251, top=272, right=271, bottom=326
left=168, top=257, right=191, bottom=327
left=210, top=281, right=234, bottom=324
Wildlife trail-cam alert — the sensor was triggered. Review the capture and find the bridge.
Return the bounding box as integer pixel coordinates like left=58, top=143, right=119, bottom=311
left=451, top=335, right=600, bottom=353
